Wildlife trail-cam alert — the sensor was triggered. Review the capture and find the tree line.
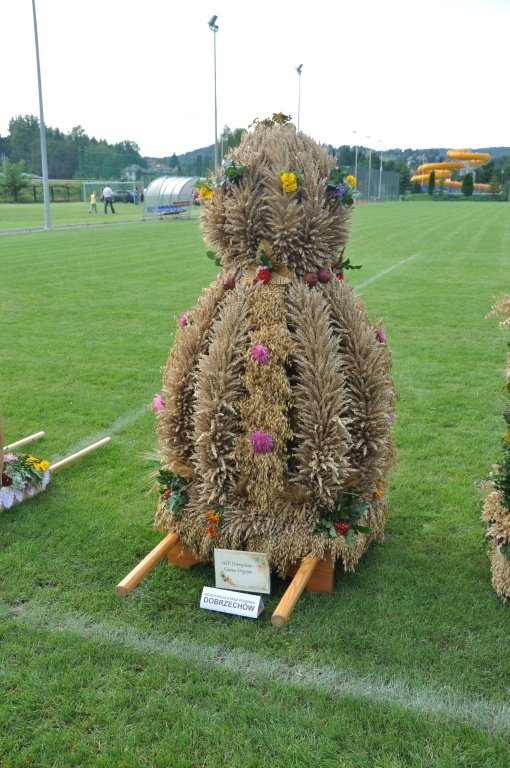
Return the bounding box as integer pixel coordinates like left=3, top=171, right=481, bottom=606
left=2, top=113, right=510, bottom=200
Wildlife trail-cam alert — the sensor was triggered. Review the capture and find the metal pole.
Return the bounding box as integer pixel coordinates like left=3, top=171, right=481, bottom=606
left=213, top=27, right=218, bottom=170
left=208, top=17, right=219, bottom=171
left=32, top=0, right=51, bottom=230
left=296, top=65, right=303, bottom=130
left=378, top=145, right=383, bottom=200
left=367, top=148, right=372, bottom=201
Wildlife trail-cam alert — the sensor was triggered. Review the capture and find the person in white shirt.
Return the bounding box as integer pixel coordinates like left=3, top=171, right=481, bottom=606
left=102, top=185, right=115, bottom=214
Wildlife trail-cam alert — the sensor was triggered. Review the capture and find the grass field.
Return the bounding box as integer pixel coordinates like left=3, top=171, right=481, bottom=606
left=1, top=201, right=510, bottom=767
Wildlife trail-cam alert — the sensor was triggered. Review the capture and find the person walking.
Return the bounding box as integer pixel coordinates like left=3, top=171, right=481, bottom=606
left=102, top=185, right=115, bottom=214
left=89, top=190, right=98, bottom=213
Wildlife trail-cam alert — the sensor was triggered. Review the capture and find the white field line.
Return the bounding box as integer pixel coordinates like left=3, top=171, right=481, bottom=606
left=355, top=252, right=422, bottom=291
left=51, top=405, right=149, bottom=462
left=2, top=600, right=509, bottom=736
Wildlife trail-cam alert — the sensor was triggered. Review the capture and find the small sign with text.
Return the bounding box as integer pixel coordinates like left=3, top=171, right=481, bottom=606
left=200, top=586, right=264, bottom=619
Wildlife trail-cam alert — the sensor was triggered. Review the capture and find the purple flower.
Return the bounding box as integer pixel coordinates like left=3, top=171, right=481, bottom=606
left=375, top=327, right=386, bottom=344
left=251, top=344, right=270, bottom=364
left=151, top=394, right=165, bottom=412
left=336, top=183, right=346, bottom=197
left=178, top=310, right=192, bottom=328
left=249, top=431, right=274, bottom=453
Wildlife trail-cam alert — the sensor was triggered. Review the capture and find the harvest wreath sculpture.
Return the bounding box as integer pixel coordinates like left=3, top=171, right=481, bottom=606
left=154, top=117, right=396, bottom=576
left=482, top=295, right=510, bottom=601
left=117, top=117, right=396, bottom=622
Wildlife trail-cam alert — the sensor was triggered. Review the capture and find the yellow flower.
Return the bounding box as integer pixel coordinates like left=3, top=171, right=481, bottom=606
left=36, top=460, right=50, bottom=471
left=346, top=175, right=356, bottom=187
left=26, top=456, right=37, bottom=464
left=280, top=172, right=298, bottom=193
left=200, top=186, right=213, bottom=200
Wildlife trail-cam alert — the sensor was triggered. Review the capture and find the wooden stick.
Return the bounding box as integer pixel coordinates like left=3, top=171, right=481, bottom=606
left=4, top=431, right=45, bottom=452
left=116, top=531, right=180, bottom=597
left=49, top=436, right=110, bottom=472
left=271, top=554, right=320, bottom=628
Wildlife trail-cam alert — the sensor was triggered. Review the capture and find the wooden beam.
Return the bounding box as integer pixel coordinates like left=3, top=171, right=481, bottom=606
left=271, top=554, right=320, bottom=628
left=116, top=531, right=180, bottom=597
left=4, top=431, right=45, bottom=452
left=49, top=437, right=110, bottom=472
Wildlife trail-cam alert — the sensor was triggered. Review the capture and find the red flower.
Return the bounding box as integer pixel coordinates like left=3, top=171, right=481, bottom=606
left=333, top=521, right=350, bottom=535
left=162, top=489, right=171, bottom=500
left=207, top=524, right=218, bottom=537
left=256, top=267, right=272, bottom=283
left=1, top=473, right=12, bottom=487
left=336, top=271, right=344, bottom=280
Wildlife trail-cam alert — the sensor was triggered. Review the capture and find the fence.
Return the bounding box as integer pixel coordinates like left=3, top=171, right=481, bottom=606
left=350, top=166, right=400, bottom=201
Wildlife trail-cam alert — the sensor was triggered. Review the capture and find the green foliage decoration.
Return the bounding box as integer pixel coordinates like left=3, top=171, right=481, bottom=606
left=157, top=470, right=189, bottom=518
left=314, top=492, right=371, bottom=547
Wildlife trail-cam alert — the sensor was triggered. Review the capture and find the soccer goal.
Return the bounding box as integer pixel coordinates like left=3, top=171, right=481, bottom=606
left=82, top=181, right=138, bottom=203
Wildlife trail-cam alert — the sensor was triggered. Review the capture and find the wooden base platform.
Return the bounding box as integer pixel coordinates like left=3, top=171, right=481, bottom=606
left=117, top=533, right=335, bottom=627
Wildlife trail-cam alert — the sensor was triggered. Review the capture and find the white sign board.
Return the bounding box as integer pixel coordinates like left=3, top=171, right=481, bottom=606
left=214, top=549, right=271, bottom=594
left=200, top=586, right=264, bottom=619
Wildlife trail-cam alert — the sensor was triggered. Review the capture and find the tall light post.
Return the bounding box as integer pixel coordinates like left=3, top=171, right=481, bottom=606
left=32, top=0, right=51, bottom=230
left=295, top=64, right=303, bottom=130
left=352, top=130, right=359, bottom=187
left=208, top=15, right=219, bottom=171
left=378, top=139, right=384, bottom=200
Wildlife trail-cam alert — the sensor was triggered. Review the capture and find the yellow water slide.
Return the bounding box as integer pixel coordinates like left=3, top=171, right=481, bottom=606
left=410, top=149, right=492, bottom=192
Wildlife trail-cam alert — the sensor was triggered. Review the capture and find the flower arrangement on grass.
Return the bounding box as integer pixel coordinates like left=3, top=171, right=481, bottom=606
left=314, top=492, right=371, bottom=546
left=1, top=453, right=51, bottom=510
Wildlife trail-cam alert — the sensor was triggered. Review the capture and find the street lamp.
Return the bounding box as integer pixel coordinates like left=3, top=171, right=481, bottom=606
left=208, top=15, right=219, bottom=171
left=352, top=130, right=359, bottom=187
left=32, top=0, right=51, bottom=230
left=378, top=139, right=384, bottom=200
left=295, top=64, right=303, bottom=130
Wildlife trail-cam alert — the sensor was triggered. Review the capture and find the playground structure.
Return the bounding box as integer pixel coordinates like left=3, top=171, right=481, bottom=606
left=410, top=149, right=493, bottom=192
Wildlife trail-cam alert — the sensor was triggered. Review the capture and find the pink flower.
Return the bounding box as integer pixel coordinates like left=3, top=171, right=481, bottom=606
left=178, top=311, right=192, bottom=328
left=251, top=344, right=270, bottom=364
left=249, top=431, right=274, bottom=453
left=375, top=327, right=386, bottom=344
left=151, top=394, right=165, bottom=412
left=3, top=453, right=16, bottom=462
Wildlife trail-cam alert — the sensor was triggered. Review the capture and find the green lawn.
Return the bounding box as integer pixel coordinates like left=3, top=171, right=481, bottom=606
left=1, top=202, right=510, bottom=767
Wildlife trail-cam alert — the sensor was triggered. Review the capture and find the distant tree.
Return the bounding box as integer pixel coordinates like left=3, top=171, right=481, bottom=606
left=0, top=158, right=29, bottom=201
left=8, top=115, right=40, bottom=170
left=489, top=174, right=500, bottom=196
left=428, top=170, right=436, bottom=196
left=475, top=159, right=495, bottom=183
left=462, top=172, right=474, bottom=197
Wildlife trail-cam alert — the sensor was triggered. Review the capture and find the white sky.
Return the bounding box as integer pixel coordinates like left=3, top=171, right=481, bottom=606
left=2, top=0, right=509, bottom=158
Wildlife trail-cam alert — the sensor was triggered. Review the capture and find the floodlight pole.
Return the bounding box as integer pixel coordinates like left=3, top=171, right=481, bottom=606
left=352, top=130, right=359, bottom=187
left=296, top=64, right=303, bottom=130
left=32, top=0, right=51, bottom=230
left=378, top=140, right=383, bottom=200
left=208, top=16, right=219, bottom=171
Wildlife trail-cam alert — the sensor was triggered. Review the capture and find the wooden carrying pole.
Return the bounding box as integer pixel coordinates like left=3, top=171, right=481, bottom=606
left=49, top=437, right=110, bottom=472
left=271, top=554, right=320, bottom=628
left=4, top=431, right=45, bottom=452
left=116, top=531, right=180, bottom=597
